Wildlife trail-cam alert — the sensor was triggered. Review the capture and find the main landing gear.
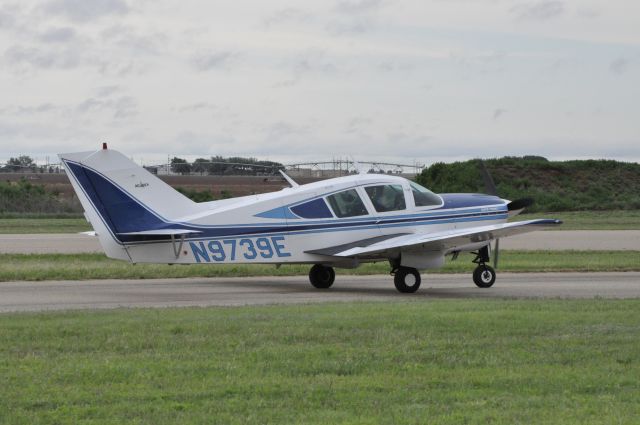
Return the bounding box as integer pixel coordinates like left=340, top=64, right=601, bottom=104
left=309, top=264, right=335, bottom=289
left=471, top=246, right=496, bottom=288
left=308, top=245, right=498, bottom=293
left=392, top=266, right=421, bottom=293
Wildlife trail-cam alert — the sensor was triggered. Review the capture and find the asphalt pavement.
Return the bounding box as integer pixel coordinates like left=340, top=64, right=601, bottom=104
left=1, top=272, right=638, bottom=313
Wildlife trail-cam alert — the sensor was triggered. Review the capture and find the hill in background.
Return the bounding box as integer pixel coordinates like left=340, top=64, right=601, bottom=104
left=416, top=157, right=640, bottom=213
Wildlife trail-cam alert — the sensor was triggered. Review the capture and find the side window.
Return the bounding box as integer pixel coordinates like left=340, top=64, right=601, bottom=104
left=326, top=189, right=368, bottom=218
left=409, top=181, right=442, bottom=207
left=365, top=185, right=406, bottom=212
left=290, top=198, right=333, bottom=219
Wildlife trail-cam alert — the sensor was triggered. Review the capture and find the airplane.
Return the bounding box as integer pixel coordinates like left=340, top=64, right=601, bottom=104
left=59, top=144, right=562, bottom=293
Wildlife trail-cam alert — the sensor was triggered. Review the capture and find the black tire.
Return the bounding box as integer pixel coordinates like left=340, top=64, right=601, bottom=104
left=309, top=264, right=335, bottom=289
left=394, top=267, right=421, bottom=293
left=473, top=265, right=496, bottom=288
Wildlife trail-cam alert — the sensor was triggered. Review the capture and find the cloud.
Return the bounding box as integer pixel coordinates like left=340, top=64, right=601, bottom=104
left=328, top=0, right=385, bottom=34
left=577, top=7, right=600, bottom=19
left=100, top=25, right=166, bottom=55
left=262, top=8, right=311, bottom=29
left=610, top=57, right=629, bottom=75
left=336, top=0, right=383, bottom=15
left=38, top=27, right=76, bottom=43
left=0, top=5, right=17, bottom=29
left=4, top=45, right=80, bottom=69
left=289, top=48, right=338, bottom=80
left=510, top=1, right=564, bottom=21
left=190, top=51, right=237, bottom=71
left=95, top=85, right=122, bottom=97
left=76, top=96, right=137, bottom=119
left=177, top=102, right=218, bottom=113
left=0, top=103, right=59, bottom=116
left=172, top=131, right=237, bottom=155
left=43, top=0, right=129, bottom=22
left=493, top=109, right=507, bottom=120
left=345, top=116, right=372, bottom=133
left=266, top=121, right=310, bottom=141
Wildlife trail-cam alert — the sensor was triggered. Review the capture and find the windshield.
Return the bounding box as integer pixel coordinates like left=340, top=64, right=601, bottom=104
left=409, top=181, right=442, bottom=207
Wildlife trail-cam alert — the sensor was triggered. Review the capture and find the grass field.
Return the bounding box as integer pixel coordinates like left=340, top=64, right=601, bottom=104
left=0, top=217, right=89, bottom=234
left=1, top=251, right=639, bottom=281
left=512, top=210, right=640, bottom=230
left=1, top=300, right=638, bottom=424
left=0, top=210, right=639, bottom=234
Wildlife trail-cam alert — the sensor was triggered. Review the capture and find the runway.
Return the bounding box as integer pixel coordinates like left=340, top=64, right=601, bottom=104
left=1, top=272, right=639, bottom=313
left=1, top=230, right=640, bottom=254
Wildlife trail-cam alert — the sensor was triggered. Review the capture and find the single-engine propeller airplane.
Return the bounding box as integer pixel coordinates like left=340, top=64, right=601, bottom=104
left=59, top=144, right=561, bottom=293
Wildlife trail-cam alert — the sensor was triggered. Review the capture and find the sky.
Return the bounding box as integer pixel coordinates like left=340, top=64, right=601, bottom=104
left=0, top=0, right=639, bottom=167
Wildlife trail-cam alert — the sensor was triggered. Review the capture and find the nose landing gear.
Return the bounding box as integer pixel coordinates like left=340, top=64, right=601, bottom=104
left=471, top=246, right=496, bottom=288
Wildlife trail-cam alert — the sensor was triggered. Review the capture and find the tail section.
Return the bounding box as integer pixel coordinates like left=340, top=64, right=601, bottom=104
left=59, top=145, right=201, bottom=260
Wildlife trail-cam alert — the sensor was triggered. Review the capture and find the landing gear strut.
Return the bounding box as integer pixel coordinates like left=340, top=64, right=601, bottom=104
left=309, top=264, right=335, bottom=289
left=471, top=246, right=496, bottom=288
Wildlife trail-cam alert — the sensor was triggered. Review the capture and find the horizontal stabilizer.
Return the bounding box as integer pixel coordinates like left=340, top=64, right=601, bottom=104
left=116, top=229, right=202, bottom=236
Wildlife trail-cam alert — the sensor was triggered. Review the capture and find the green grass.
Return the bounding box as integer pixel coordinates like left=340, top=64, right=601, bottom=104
left=1, top=251, right=639, bottom=282
left=0, top=218, right=89, bottom=234
left=1, top=300, right=639, bottom=424
left=513, top=210, right=640, bottom=230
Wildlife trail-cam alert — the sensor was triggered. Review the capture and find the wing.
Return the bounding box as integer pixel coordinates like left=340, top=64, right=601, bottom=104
left=322, top=219, right=562, bottom=258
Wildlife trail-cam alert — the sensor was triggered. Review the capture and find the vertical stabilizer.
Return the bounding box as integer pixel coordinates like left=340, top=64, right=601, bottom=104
left=58, top=146, right=201, bottom=260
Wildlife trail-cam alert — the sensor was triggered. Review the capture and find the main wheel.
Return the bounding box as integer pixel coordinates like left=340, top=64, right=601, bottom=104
left=394, top=267, right=421, bottom=293
left=473, top=265, right=496, bottom=288
left=309, top=264, right=335, bottom=289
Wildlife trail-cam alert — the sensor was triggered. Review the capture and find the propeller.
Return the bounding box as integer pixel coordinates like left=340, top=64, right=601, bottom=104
left=479, top=160, right=534, bottom=269
left=507, top=197, right=534, bottom=211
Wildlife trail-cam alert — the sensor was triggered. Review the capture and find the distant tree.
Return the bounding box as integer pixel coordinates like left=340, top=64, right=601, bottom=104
left=192, top=158, right=209, bottom=175
left=170, top=157, right=191, bottom=175
left=5, top=155, right=35, bottom=172
left=208, top=155, right=226, bottom=174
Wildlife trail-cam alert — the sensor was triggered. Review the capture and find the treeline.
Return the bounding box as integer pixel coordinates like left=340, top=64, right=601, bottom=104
left=0, top=181, right=238, bottom=216
left=0, top=178, right=80, bottom=216
left=1, top=155, right=63, bottom=174
left=175, top=187, right=234, bottom=203
left=417, top=156, right=640, bottom=212
left=168, top=156, right=283, bottom=176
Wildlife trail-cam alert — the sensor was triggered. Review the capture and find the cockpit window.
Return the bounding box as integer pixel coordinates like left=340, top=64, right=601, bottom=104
left=410, top=181, right=442, bottom=207
left=364, top=185, right=406, bottom=212
left=326, top=189, right=368, bottom=218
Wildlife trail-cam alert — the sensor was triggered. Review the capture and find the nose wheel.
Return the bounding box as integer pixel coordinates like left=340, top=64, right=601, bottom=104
left=473, top=265, right=496, bottom=288
left=472, top=246, right=496, bottom=288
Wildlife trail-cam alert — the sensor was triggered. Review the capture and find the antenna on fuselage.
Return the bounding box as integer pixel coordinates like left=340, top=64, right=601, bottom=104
left=279, top=169, right=299, bottom=188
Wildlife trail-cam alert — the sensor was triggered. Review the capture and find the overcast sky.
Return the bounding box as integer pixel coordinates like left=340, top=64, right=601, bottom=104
left=0, top=0, right=638, bottom=166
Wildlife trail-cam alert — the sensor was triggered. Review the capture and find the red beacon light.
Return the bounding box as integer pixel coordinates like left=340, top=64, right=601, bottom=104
left=102, top=142, right=108, bottom=150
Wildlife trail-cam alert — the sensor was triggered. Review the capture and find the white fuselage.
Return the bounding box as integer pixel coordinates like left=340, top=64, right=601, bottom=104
left=121, top=174, right=509, bottom=267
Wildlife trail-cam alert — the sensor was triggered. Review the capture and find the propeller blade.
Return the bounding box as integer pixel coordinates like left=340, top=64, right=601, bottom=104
left=478, top=160, right=498, bottom=196
left=507, top=197, right=534, bottom=211
left=493, top=238, right=500, bottom=269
